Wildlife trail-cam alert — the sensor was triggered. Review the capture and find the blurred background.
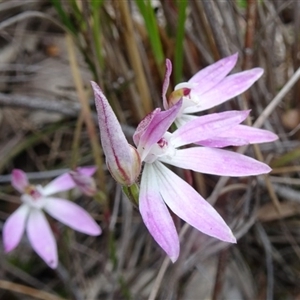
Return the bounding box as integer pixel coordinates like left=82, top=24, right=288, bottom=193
left=0, top=0, right=299, bottom=299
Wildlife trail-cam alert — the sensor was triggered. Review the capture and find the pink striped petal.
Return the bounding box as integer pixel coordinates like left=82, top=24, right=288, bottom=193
left=188, top=53, right=238, bottom=95
left=139, top=163, right=179, bottom=262
left=185, top=68, right=264, bottom=113
left=3, top=204, right=29, bottom=252
left=154, top=162, right=236, bottom=243
left=198, top=125, right=278, bottom=147
left=135, top=100, right=182, bottom=161
left=160, top=147, right=271, bottom=176
left=162, top=59, right=172, bottom=110
left=171, top=110, right=250, bottom=148
left=43, top=173, right=75, bottom=196
left=11, top=169, right=29, bottom=193
left=43, top=198, right=101, bottom=236
left=26, top=209, right=57, bottom=268
left=92, top=81, right=141, bottom=185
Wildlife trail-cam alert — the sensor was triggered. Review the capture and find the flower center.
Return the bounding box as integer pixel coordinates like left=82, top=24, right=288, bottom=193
left=24, top=185, right=42, bottom=200
left=144, top=132, right=176, bottom=164
left=21, top=185, right=46, bottom=209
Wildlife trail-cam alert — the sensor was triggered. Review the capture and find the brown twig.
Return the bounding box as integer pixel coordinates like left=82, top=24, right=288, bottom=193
left=117, top=0, right=153, bottom=115
left=66, top=34, right=107, bottom=196
left=0, top=280, right=65, bottom=300
left=201, top=1, right=230, bottom=58
left=242, top=0, right=257, bottom=71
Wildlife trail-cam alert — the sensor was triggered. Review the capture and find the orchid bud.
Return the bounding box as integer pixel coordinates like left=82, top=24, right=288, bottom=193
left=69, top=168, right=97, bottom=196
left=91, top=82, right=141, bottom=186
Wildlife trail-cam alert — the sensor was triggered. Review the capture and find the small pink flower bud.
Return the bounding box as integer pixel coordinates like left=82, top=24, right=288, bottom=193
left=91, top=82, right=141, bottom=186
left=69, top=170, right=97, bottom=196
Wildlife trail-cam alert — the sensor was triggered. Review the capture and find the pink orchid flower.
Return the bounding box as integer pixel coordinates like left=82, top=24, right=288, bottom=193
left=162, top=53, right=264, bottom=127
left=134, top=100, right=276, bottom=262
left=3, top=168, right=101, bottom=268
left=92, top=82, right=141, bottom=186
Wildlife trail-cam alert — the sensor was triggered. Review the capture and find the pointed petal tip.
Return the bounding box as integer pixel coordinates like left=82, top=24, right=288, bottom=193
left=90, top=81, right=98, bottom=89
left=227, top=232, right=237, bottom=244
left=47, top=258, right=58, bottom=269
left=87, top=225, right=102, bottom=236
left=170, top=254, right=179, bottom=263
left=230, top=52, right=238, bottom=61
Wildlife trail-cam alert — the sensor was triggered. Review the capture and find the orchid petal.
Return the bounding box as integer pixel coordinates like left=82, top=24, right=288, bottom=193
left=43, top=173, right=76, bottom=196
left=3, top=204, right=29, bottom=252
left=197, top=137, right=248, bottom=148
left=160, top=147, right=271, bottom=176
left=76, top=166, right=97, bottom=177
left=92, top=81, right=141, bottom=185
left=26, top=209, right=57, bottom=268
left=162, top=59, right=172, bottom=110
left=171, top=110, right=250, bottom=148
left=188, top=53, right=238, bottom=95
left=139, top=163, right=179, bottom=262
left=198, top=125, right=278, bottom=147
left=11, top=169, right=29, bottom=193
left=185, top=68, right=264, bottom=113
left=44, top=198, right=101, bottom=236
left=136, top=100, right=182, bottom=161
left=154, top=162, right=236, bottom=243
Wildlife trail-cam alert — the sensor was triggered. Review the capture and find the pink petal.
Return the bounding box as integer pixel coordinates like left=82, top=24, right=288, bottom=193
left=154, top=162, right=236, bottom=243
left=44, top=198, right=101, bottom=236
left=43, top=173, right=76, bottom=196
left=3, top=204, right=29, bottom=252
left=198, top=125, right=278, bottom=147
left=172, top=110, right=250, bottom=148
left=197, top=136, right=248, bottom=148
left=160, top=147, right=271, bottom=176
left=77, top=166, right=97, bottom=177
left=92, top=81, right=141, bottom=185
left=136, top=100, right=182, bottom=161
left=188, top=53, right=238, bottom=95
left=26, top=209, right=58, bottom=269
left=11, top=169, right=29, bottom=193
left=185, top=68, right=264, bottom=113
left=162, top=59, right=172, bottom=110
left=139, top=163, right=179, bottom=262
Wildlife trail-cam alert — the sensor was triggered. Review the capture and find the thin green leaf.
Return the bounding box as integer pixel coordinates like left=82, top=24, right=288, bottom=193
left=91, top=0, right=104, bottom=68
left=174, top=0, right=188, bottom=83
left=135, top=0, right=164, bottom=66
left=50, top=0, right=76, bottom=34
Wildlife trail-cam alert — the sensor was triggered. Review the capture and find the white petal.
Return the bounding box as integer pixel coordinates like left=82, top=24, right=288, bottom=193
left=172, top=110, right=250, bottom=148
left=26, top=209, right=58, bottom=268
left=43, top=173, right=76, bottom=196
left=139, top=163, right=179, bottom=262
left=3, top=204, right=29, bottom=252
left=43, top=198, right=101, bottom=235
left=160, top=147, right=271, bottom=176
left=154, top=162, right=236, bottom=243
